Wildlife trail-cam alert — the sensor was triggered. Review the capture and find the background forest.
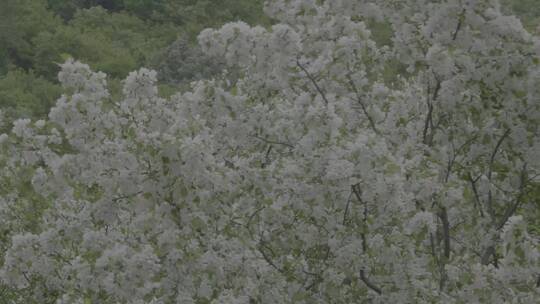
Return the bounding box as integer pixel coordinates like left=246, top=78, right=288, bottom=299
left=0, top=0, right=271, bottom=127
left=1, top=0, right=538, bottom=127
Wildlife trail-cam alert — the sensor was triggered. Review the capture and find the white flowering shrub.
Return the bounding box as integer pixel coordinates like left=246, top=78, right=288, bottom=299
left=1, top=0, right=540, bottom=303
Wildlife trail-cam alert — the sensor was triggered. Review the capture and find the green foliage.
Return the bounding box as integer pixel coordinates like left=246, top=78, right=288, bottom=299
left=46, top=0, right=126, bottom=20
left=122, top=0, right=165, bottom=19
left=503, top=0, right=540, bottom=31
left=149, top=37, right=225, bottom=87
left=158, top=0, right=270, bottom=39
left=32, top=6, right=178, bottom=80
left=0, top=69, right=61, bottom=122
left=0, top=0, right=62, bottom=71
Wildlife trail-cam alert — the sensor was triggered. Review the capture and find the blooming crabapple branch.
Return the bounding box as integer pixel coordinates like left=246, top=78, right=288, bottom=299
left=487, top=128, right=511, bottom=220
left=481, top=246, right=497, bottom=267
left=251, top=134, right=295, bottom=149
left=342, top=191, right=353, bottom=225
left=422, top=76, right=441, bottom=146
left=437, top=207, right=451, bottom=290
left=246, top=206, right=265, bottom=237
left=359, top=269, right=382, bottom=295
left=467, top=172, right=485, bottom=217
left=438, top=208, right=451, bottom=261
left=429, top=205, right=451, bottom=291
left=445, top=135, right=479, bottom=183
left=296, top=59, right=329, bottom=106
left=111, top=191, right=143, bottom=202
left=496, top=162, right=528, bottom=231
left=351, top=184, right=382, bottom=295
left=450, top=235, right=483, bottom=258
left=257, top=239, right=287, bottom=275
left=345, top=72, right=380, bottom=134
left=262, top=145, right=272, bottom=168
left=452, top=8, right=466, bottom=41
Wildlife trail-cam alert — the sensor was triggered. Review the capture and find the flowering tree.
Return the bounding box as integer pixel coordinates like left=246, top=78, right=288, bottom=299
left=1, top=0, right=540, bottom=303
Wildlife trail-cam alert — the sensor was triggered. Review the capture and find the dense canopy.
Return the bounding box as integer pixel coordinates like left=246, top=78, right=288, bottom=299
left=0, top=0, right=539, bottom=303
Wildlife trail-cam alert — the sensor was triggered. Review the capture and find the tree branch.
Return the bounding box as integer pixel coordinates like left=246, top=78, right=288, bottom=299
left=360, top=269, right=382, bottom=295
left=345, top=73, right=379, bottom=134
left=481, top=245, right=496, bottom=266
left=251, top=134, right=295, bottom=149
left=452, top=9, right=466, bottom=41
left=487, top=129, right=511, bottom=220
left=342, top=191, right=353, bottom=225
left=258, top=240, right=286, bottom=275
left=496, top=162, right=528, bottom=230
left=262, top=145, right=273, bottom=168
left=438, top=208, right=451, bottom=260
left=467, top=172, right=485, bottom=217
left=445, top=135, right=479, bottom=183
left=423, top=78, right=440, bottom=146
left=112, top=191, right=142, bottom=202
left=296, top=59, right=329, bottom=105
left=352, top=184, right=383, bottom=295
